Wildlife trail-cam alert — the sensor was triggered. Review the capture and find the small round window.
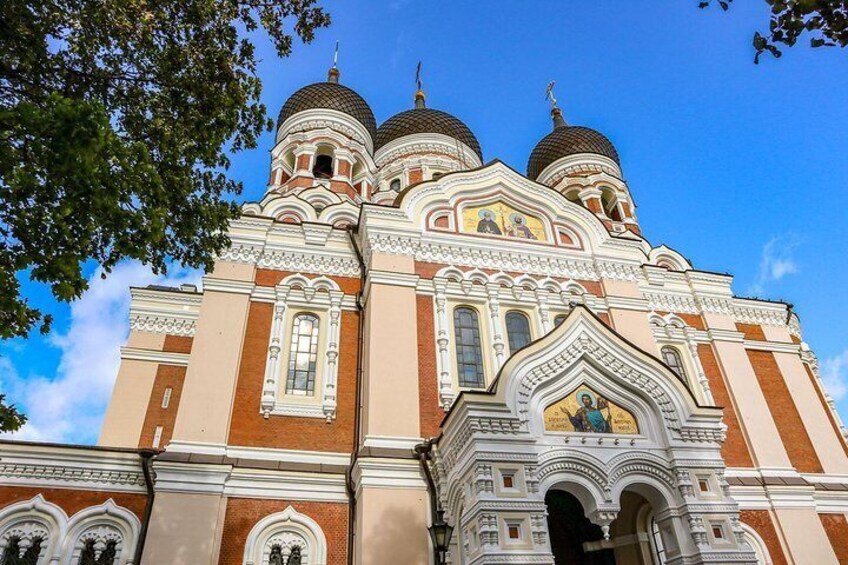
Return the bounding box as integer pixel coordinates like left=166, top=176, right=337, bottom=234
left=389, top=178, right=402, bottom=192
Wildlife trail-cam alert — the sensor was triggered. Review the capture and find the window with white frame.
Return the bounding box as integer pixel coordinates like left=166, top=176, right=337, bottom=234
left=505, top=311, right=532, bottom=355
left=242, top=506, right=327, bottom=565
left=661, top=346, right=687, bottom=382
left=453, top=307, right=485, bottom=388
left=285, top=313, right=320, bottom=396
left=261, top=276, right=345, bottom=421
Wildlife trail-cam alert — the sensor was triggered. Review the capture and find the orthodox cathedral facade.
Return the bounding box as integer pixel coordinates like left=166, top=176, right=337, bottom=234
left=1, top=63, right=848, bottom=565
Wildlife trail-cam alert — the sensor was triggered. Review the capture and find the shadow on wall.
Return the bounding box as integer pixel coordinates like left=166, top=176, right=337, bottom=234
left=362, top=501, right=429, bottom=564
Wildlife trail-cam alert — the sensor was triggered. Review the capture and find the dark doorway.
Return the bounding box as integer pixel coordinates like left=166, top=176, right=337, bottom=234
left=546, top=490, right=616, bottom=565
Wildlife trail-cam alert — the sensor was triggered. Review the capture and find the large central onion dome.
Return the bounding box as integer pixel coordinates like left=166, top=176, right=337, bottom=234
left=526, top=110, right=619, bottom=180
left=375, top=98, right=483, bottom=162
left=277, top=71, right=377, bottom=141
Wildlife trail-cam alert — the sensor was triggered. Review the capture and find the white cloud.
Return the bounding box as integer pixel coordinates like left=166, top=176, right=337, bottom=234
left=1, top=262, right=201, bottom=444
left=746, top=234, right=800, bottom=296
left=821, top=350, right=848, bottom=402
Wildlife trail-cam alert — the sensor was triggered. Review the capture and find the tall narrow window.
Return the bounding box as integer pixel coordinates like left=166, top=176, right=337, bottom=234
left=161, top=387, right=172, bottom=409
left=389, top=178, right=401, bottom=192
left=288, top=547, right=302, bottom=565
left=151, top=426, right=164, bottom=449
left=505, top=311, right=532, bottom=354
left=269, top=546, right=284, bottom=565
left=286, top=313, right=320, bottom=395
left=649, top=518, right=668, bottom=565
left=661, top=346, right=687, bottom=381
left=454, top=307, right=485, bottom=388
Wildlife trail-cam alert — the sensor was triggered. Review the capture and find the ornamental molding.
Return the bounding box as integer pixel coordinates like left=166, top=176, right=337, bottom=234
left=374, top=134, right=482, bottom=169
left=128, top=314, right=196, bottom=337
left=0, top=462, right=145, bottom=491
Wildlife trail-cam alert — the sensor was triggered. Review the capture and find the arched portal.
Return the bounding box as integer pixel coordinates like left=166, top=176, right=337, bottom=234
left=546, top=489, right=614, bottom=565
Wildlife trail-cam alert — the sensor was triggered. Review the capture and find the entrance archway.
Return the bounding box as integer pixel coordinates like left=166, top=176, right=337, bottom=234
left=546, top=490, right=615, bottom=565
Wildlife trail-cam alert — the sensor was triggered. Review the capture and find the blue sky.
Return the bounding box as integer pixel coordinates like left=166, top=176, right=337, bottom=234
left=2, top=1, right=847, bottom=443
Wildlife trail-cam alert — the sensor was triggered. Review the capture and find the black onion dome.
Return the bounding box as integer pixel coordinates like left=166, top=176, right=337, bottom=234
left=277, top=82, right=377, bottom=140
left=375, top=108, right=483, bottom=161
left=526, top=125, right=619, bottom=180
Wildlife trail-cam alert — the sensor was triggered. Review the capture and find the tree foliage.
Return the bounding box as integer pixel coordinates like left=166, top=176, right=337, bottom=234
left=700, top=0, right=848, bottom=62
left=0, top=395, right=26, bottom=433
left=0, top=0, right=331, bottom=342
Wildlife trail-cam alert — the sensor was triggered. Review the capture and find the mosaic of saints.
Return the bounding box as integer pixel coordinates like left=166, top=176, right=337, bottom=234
left=476, top=209, right=502, bottom=235
left=506, top=213, right=537, bottom=240
left=561, top=391, right=612, bottom=433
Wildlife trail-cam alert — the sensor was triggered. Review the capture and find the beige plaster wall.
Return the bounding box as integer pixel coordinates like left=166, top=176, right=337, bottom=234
left=762, top=324, right=793, bottom=344
left=170, top=290, right=251, bottom=444
left=355, top=487, right=429, bottom=565
left=143, top=492, right=225, bottom=565
left=608, top=309, right=657, bottom=354
left=712, top=339, right=792, bottom=469
left=602, top=279, right=643, bottom=299
left=99, top=357, right=160, bottom=448
left=773, top=352, right=848, bottom=474
left=362, top=283, right=420, bottom=439
left=370, top=252, right=414, bottom=273
left=774, top=507, right=839, bottom=563
left=211, top=260, right=256, bottom=282
left=126, top=330, right=167, bottom=350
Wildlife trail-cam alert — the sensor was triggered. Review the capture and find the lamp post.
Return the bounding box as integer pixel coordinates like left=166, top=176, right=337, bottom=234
left=415, top=440, right=454, bottom=565
left=427, top=507, right=454, bottom=565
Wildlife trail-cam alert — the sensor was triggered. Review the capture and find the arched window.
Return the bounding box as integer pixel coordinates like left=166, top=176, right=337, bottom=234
left=453, top=307, right=485, bottom=388
left=242, top=506, right=327, bottom=565
left=79, top=539, right=117, bottom=565
left=505, top=311, right=532, bottom=354
left=1, top=537, right=43, bottom=565
left=661, top=346, right=686, bottom=381
left=312, top=154, right=334, bottom=179
left=286, top=314, right=321, bottom=396
left=600, top=188, right=623, bottom=221
left=389, top=178, right=401, bottom=192
left=553, top=314, right=567, bottom=328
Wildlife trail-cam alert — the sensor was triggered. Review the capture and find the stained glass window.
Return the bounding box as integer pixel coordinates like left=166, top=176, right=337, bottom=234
left=286, top=313, right=320, bottom=395
left=454, top=307, right=485, bottom=388
left=505, top=311, right=532, bottom=354
left=661, top=346, right=687, bottom=381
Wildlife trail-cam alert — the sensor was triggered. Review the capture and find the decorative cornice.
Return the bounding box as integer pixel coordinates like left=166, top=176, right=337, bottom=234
left=128, top=314, right=196, bottom=337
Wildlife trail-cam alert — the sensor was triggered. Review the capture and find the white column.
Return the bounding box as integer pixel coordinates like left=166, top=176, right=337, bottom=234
left=322, top=290, right=344, bottom=421
left=261, top=289, right=290, bottom=418
left=486, top=283, right=506, bottom=369
left=434, top=280, right=455, bottom=409
left=535, top=289, right=553, bottom=335
left=685, top=328, right=714, bottom=405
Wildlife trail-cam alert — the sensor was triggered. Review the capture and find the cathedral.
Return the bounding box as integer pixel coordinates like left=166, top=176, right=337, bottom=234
left=2, top=62, right=848, bottom=565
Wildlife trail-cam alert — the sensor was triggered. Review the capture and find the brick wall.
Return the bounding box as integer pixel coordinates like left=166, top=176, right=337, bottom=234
left=747, top=349, right=823, bottom=473
left=819, top=513, right=848, bottom=563
left=417, top=295, right=443, bottom=439
left=255, top=269, right=361, bottom=295
left=138, top=364, right=186, bottom=448
left=227, top=301, right=358, bottom=452
left=218, top=498, right=348, bottom=565
left=736, top=323, right=766, bottom=341
left=698, top=344, right=754, bottom=467
left=0, top=486, right=147, bottom=520
left=163, top=335, right=193, bottom=354
left=740, top=510, right=788, bottom=565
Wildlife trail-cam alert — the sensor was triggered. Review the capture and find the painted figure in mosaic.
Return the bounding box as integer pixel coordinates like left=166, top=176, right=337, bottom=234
left=476, top=209, right=502, bottom=234
left=507, top=213, right=537, bottom=240
left=561, top=392, right=612, bottom=433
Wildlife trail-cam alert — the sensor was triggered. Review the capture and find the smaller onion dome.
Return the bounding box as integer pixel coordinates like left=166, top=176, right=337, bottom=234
left=375, top=92, right=483, bottom=161
left=526, top=108, right=619, bottom=180
left=276, top=68, right=377, bottom=140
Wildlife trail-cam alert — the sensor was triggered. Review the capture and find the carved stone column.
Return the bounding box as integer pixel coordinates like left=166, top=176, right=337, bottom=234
left=434, top=279, right=455, bottom=409
left=485, top=283, right=506, bottom=369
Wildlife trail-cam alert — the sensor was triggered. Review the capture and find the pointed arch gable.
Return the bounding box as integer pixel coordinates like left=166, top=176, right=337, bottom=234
left=443, top=306, right=722, bottom=445
left=395, top=161, right=632, bottom=255
left=62, top=500, right=141, bottom=565
left=0, top=495, right=68, bottom=564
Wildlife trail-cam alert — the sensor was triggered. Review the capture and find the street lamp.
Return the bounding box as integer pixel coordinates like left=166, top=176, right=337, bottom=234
left=427, top=508, right=454, bottom=565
